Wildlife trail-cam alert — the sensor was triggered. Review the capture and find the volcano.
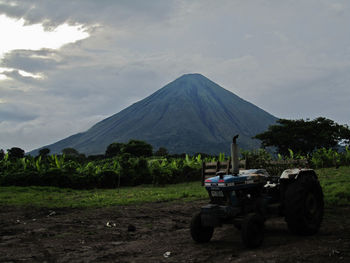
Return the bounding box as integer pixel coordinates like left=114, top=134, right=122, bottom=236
left=31, top=73, right=277, bottom=155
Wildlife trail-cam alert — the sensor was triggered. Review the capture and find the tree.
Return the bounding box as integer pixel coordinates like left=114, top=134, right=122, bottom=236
left=254, top=117, right=350, bottom=156
left=105, top=142, right=124, bottom=157
left=39, top=148, right=50, bottom=157
left=0, top=149, right=4, bottom=160
left=62, top=148, right=79, bottom=156
left=122, top=140, right=153, bottom=157
left=154, top=147, right=168, bottom=157
left=7, top=147, right=25, bottom=159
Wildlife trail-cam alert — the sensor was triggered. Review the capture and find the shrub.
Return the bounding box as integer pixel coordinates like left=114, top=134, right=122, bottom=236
left=97, top=170, right=119, bottom=188
left=122, top=140, right=153, bottom=157
left=311, top=148, right=341, bottom=168
left=41, top=168, right=72, bottom=188
left=7, top=147, right=25, bottom=159
left=105, top=142, right=124, bottom=157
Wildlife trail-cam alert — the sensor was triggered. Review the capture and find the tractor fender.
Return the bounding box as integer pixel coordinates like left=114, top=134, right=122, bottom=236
left=280, top=168, right=318, bottom=180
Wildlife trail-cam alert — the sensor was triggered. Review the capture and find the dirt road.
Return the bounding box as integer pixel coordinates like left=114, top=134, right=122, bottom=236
left=1, top=200, right=349, bottom=262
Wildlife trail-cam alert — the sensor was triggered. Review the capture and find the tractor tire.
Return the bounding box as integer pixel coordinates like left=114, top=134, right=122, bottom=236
left=233, top=221, right=242, bottom=230
left=241, top=213, right=264, bottom=248
left=190, top=212, right=214, bottom=243
left=284, top=178, right=324, bottom=235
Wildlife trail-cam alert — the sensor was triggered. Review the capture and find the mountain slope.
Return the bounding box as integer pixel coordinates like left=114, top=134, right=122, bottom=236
left=31, top=74, right=277, bottom=155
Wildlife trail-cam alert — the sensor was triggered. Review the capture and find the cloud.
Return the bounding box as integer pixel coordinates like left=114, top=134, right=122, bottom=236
left=0, top=103, right=38, bottom=122
left=0, top=0, right=178, bottom=29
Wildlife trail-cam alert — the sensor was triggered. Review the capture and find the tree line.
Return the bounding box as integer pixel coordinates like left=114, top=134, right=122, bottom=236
left=0, top=139, right=204, bottom=162
left=1, top=117, right=349, bottom=189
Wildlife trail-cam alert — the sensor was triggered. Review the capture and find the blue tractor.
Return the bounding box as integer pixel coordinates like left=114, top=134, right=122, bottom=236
left=190, top=135, right=324, bottom=248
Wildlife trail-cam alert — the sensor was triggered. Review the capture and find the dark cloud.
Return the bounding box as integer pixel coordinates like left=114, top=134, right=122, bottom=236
left=0, top=103, right=38, bottom=122
left=0, top=0, right=177, bottom=29
left=1, top=49, right=60, bottom=73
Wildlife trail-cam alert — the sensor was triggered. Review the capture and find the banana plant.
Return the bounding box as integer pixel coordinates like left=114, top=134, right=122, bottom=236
left=195, top=154, right=202, bottom=163
left=345, top=146, right=350, bottom=165
left=218, top=153, right=226, bottom=162
left=20, top=157, right=27, bottom=171
left=169, top=159, right=178, bottom=170
left=0, top=153, right=11, bottom=170
left=94, top=165, right=102, bottom=175
left=54, top=154, right=65, bottom=169
left=112, top=159, right=120, bottom=171
left=185, top=154, right=195, bottom=166
left=35, top=156, right=44, bottom=173
left=277, top=153, right=283, bottom=161
left=160, top=159, right=168, bottom=168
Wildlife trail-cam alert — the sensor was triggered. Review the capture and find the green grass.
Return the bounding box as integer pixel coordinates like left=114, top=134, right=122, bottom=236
left=317, top=166, right=350, bottom=206
left=0, top=166, right=349, bottom=208
left=0, top=182, right=207, bottom=208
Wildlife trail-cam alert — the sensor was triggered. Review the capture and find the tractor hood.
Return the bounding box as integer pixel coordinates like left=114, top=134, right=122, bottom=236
left=204, top=169, right=269, bottom=187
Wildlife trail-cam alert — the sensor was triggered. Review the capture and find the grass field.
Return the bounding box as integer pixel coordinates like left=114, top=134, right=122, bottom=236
left=0, top=181, right=207, bottom=208
left=317, top=166, right=350, bottom=206
left=0, top=167, right=349, bottom=208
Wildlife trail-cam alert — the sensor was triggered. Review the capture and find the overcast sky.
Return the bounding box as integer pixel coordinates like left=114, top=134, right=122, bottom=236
left=0, top=0, right=349, bottom=152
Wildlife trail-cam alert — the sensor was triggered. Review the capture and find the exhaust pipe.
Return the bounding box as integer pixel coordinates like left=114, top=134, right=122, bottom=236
left=231, top=135, right=239, bottom=175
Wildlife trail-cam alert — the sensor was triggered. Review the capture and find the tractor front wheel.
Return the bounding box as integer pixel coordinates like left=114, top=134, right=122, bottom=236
left=241, top=213, right=265, bottom=248
left=190, top=213, right=214, bottom=243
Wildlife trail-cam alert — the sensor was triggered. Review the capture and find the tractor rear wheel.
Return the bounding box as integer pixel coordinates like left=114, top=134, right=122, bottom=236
left=190, top=212, right=214, bottom=243
left=284, top=178, right=324, bottom=235
left=241, top=213, right=264, bottom=248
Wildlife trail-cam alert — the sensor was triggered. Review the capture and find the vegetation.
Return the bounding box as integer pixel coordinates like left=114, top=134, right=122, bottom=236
left=122, top=140, right=153, bottom=157
left=254, top=117, right=350, bottom=156
left=1, top=141, right=350, bottom=189
left=311, top=146, right=350, bottom=168
left=0, top=150, right=205, bottom=189
left=317, top=166, right=350, bottom=206
left=0, top=149, right=5, bottom=160
left=62, top=147, right=81, bottom=157
left=7, top=147, right=25, bottom=159
left=105, top=140, right=154, bottom=158
left=105, top=142, right=124, bottom=157
left=0, top=182, right=207, bottom=208
left=1, top=133, right=350, bottom=210
left=39, top=148, right=50, bottom=157
left=154, top=147, right=169, bottom=157
left=0, top=167, right=348, bottom=208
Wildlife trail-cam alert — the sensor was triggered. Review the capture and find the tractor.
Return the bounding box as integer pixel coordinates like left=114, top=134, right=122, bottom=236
left=190, top=135, right=324, bottom=248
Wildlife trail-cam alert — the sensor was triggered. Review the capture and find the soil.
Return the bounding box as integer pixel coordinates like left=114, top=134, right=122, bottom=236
left=0, top=200, right=349, bottom=263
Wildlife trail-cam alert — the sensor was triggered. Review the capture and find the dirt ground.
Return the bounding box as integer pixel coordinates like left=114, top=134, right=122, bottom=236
left=0, top=200, right=349, bottom=263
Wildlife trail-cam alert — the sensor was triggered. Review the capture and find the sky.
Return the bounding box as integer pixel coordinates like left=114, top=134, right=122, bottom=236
left=0, top=0, right=349, bottom=152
